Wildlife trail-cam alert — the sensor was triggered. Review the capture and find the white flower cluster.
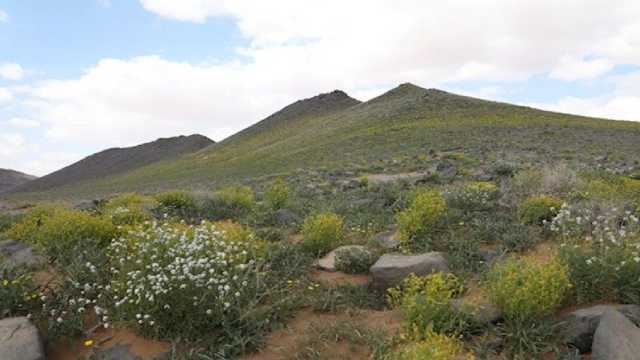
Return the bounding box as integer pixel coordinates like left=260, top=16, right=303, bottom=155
left=107, top=221, right=260, bottom=330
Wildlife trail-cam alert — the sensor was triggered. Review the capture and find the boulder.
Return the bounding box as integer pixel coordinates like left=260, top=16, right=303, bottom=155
left=562, top=304, right=640, bottom=353
left=450, top=298, right=502, bottom=324
left=370, top=252, right=449, bottom=290
left=372, top=230, right=400, bottom=250
left=0, top=240, right=45, bottom=270
left=592, top=309, right=640, bottom=360
left=0, top=317, right=45, bottom=360
left=317, top=245, right=371, bottom=272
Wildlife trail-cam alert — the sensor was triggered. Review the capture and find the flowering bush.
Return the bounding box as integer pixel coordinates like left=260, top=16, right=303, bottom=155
left=397, top=188, right=448, bottom=250
left=7, top=204, right=118, bottom=262
left=301, top=212, right=344, bottom=256
left=0, top=269, right=40, bottom=319
left=445, top=181, right=498, bottom=213
left=388, top=273, right=466, bottom=338
left=264, top=179, right=290, bottom=211
left=484, top=257, right=570, bottom=321
left=550, top=203, right=640, bottom=303
left=106, top=221, right=264, bottom=339
left=392, top=330, right=474, bottom=360
left=518, top=195, right=563, bottom=225
left=102, top=193, right=156, bottom=226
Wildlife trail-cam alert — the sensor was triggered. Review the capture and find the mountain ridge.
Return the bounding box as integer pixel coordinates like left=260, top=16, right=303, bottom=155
left=0, top=169, right=37, bottom=193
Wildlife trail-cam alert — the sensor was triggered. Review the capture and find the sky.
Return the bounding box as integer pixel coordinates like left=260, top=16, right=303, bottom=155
left=2, top=1, right=640, bottom=176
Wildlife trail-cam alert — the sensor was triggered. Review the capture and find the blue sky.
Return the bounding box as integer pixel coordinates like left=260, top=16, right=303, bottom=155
left=2, top=0, right=640, bottom=175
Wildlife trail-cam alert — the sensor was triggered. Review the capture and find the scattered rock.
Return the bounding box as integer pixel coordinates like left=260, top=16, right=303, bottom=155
left=372, top=230, right=400, bottom=250
left=370, top=252, right=449, bottom=290
left=592, top=309, right=640, bottom=360
left=0, top=317, right=45, bottom=360
left=562, top=304, right=640, bottom=353
left=450, top=298, right=502, bottom=324
left=274, top=209, right=301, bottom=225
left=0, top=240, right=45, bottom=270
left=316, top=245, right=370, bottom=272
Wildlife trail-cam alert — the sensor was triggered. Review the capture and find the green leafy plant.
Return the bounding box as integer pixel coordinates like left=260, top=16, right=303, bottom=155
left=102, top=193, right=156, bottom=226
left=397, top=188, right=448, bottom=250
left=445, top=181, right=498, bottom=213
left=301, top=212, right=344, bottom=256
left=0, top=269, right=40, bottom=319
left=154, top=190, right=197, bottom=219
left=201, top=185, right=255, bottom=220
left=391, top=330, right=474, bottom=360
left=519, top=195, right=563, bottom=225
left=264, top=179, right=290, bottom=211
left=334, top=246, right=377, bottom=274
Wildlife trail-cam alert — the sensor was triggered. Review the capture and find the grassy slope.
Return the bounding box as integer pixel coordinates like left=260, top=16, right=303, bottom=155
left=8, top=83, right=640, bottom=200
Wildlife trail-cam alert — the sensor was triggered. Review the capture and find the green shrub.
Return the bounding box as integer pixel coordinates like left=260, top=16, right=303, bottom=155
left=388, top=273, right=467, bottom=338
left=445, top=181, right=498, bottom=213
left=0, top=213, right=22, bottom=234
left=154, top=190, right=197, bottom=219
left=201, top=186, right=255, bottom=220
left=499, top=223, right=541, bottom=252
left=264, top=179, right=290, bottom=211
left=301, top=212, right=344, bottom=256
left=391, top=330, right=474, bottom=360
left=484, top=258, right=571, bottom=321
left=255, top=227, right=285, bottom=242
left=519, top=195, right=563, bottom=225
left=7, top=204, right=118, bottom=262
left=397, top=188, right=447, bottom=250
left=0, top=269, right=40, bottom=319
left=102, top=193, right=155, bottom=226
left=334, top=247, right=377, bottom=274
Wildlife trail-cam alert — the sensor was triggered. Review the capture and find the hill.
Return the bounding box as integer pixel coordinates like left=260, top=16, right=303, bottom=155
left=0, top=169, right=37, bottom=193
left=11, top=134, right=214, bottom=194
left=7, top=83, right=640, bottom=200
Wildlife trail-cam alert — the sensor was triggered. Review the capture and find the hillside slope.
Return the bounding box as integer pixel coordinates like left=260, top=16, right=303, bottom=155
left=8, top=83, right=640, bottom=200
left=11, top=134, right=214, bottom=194
left=0, top=169, right=37, bottom=193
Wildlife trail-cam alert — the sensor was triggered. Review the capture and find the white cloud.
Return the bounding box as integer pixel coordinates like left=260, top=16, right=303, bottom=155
left=0, top=63, right=25, bottom=80
left=7, top=117, right=40, bottom=128
left=528, top=95, right=640, bottom=122
left=0, top=9, right=8, bottom=23
left=549, top=56, right=614, bottom=81
left=0, top=87, right=12, bottom=103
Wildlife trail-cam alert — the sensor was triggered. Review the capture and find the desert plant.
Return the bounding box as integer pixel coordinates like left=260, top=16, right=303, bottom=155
left=334, top=246, right=377, bottom=274
left=397, top=188, right=448, bottom=250
left=484, top=257, right=571, bottom=321
left=519, top=195, right=563, bottom=225
left=0, top=269, right=40, bottom=319
left=391, top=330, right=474, bottom=360
left=445, top=181, right=498, bottom=213
left=388, top=272, right=467, bottom=338
left=102, top=193, right=156, bottom=226
left=201, top=185, right=256, bottom=220
left=264, top=179, right=290, bottom=211
left=301, top=212, right=344, bottom=256
left=499, top=223, right=541, bottom=252
left=154, top=190, right=197, bottom=219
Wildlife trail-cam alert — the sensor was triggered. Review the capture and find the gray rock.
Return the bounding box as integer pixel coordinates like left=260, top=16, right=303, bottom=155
left=478, top=249, right=500, bottom=266
left=562, top=304, right=640, bottom=353
left=370, top=252, right=449, bottom=290
left=450, top=298, right=502, bottom=324
left=592, top=309, right=640, bottom=360
left=372, top=230, right=400, bottom=250
left=274, top=209, right=301, bottom=225
left=0, top=240, right=45, bottom=270
left=317, top=245, right=370, bottom=272
left=0, top=317, right=45, bottom=360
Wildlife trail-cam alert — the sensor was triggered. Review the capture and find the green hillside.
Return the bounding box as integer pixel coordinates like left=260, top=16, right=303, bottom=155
left=7, top=83, right=640, bottom=200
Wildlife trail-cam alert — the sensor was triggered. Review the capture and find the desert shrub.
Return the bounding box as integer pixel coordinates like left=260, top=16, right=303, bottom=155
left=154, top=190, right=197, bottom=219
left=519, top=195, right=563, bottom=225
left=106, top=221, right=269, bottom=344
left=0, top=213, right=22, bottom=234
left=445, top=181, right=498, bottom=213
left=539, top=164, right=577, bottom=196
left=201, top=185, right=255, bottom=220
left=388, top=273, right=467, bottom=338
left=102, top=193, right=155, bottom=226
left=443, top=229, right=485, bottom=275
left=391, top=330, right=474, bottom=360
left=255, top=227, right=285, bottom=242
left=7, top=204, right=118, bottom=262
left=264, top=179, right=290, bottom=211
left=484, top=258, right=571, bottom=321
left=496, top=318, right=562, bottom=360
left=0, top=269, right=40, bottom=319
left=301, top=212, right=344, bottom=256
left=397, top=188, right=448, bottom=250
left=491, top=161, right=518, bottom=177
left=579, top=173, right=640, bottom=202
left=551, top=203, right=640, bottom=303
left=334, top=247, right=377, bottom=274
left=499, top=223, right=541, bottom=252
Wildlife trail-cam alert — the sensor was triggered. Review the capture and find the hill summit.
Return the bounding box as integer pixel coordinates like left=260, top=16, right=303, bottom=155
left=0, top=169, right=37, bottom=193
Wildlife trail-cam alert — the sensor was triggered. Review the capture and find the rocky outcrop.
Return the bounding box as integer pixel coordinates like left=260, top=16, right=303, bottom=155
left=0, top=317, right=45, bottom=360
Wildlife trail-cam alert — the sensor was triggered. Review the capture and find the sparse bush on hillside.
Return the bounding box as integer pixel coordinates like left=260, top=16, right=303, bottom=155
left=491, top=162, right=518, bottom=178
left=445, top=181, right=498, bottom=213
left=484, top=258, right=570, bottom=321
left=301, top=212, right=344, bottom=256
left=154, top=190, right=197, bottom=219
left=102, top=193, right=156, bottom=226
left=551, top=203, right=640, bottom=303
left=392, top=330, right=474, bottom=360
left=264, top=178, right=290, bottom=211
left=7, top=204, right=118, bottom=263
left=201, top=185, right=255, bottom=220
left=397, top=188, right=448, bottom=251
left=518, top=195, right=563, bottom=225
left=388, top=273, right=467, bottom=338
left=334, top=246, right=377, bottom=274
left=499, top=223, right=541, bottom=252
